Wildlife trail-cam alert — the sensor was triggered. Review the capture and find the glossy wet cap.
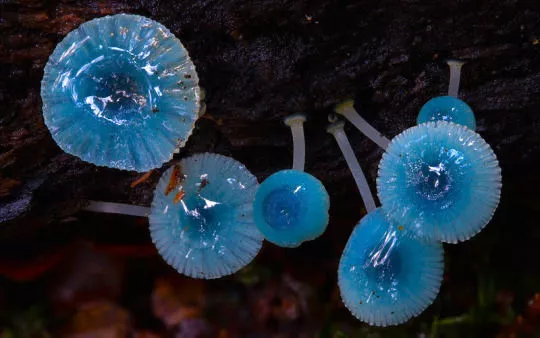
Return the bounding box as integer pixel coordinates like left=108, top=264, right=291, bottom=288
left=253, top=170, right=330, bottom=248
left=418, top=96, right=476, bottom=130
left=149, top=153, right=263, bottom=279
left=377, top=121, right=502, bottom=243
left=41, top=14, right=202, bottom=171
left=338, top=208, right=444, bottom=326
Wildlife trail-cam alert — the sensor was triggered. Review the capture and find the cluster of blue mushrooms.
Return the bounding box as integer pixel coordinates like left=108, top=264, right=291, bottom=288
left=330, top=60, right=502, bottom=326
left=42, top=15, right=504, bottom=327
left=149, top=153, right=263, bottom=279
left=42, top=15, right=264, bottom=280
left=328, top=117, right=444, bottom=326
left=41, top=14, right=203, bottom=171
left=377, top=60, right=501, bottom=243
left=253, top=114, right=330, bottom=248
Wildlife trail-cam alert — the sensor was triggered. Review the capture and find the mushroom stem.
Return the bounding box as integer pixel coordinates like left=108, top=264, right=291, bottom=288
left=447, top=59, right=465, bottom=97
left=82, top=200, right=150, bottom=217
left=327, top=120, right=377, bottom=212
left=334, top=100, right=390, bottom=150
left=284, top=113, right=307, bottom=172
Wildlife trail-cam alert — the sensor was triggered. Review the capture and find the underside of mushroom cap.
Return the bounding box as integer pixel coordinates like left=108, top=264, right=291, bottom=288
left=338, top=208, right=444, bottom=326
left=41, top=14, right=202, bottom=172
left=149, top=153, right=263, bottom=279
left=253, top=169, right=330, bottom=248
left=377, top=121, right=502, bottom=243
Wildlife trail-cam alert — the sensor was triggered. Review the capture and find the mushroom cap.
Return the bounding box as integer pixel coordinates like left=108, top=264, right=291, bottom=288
left=253, top=170, right=329, bottom=248
left=149, top=153, right=263, bottom=279
left=377, top=121, right=502, bottom=243
left=41, top=14, right=202, bottom=172
left=338, top=208, right=444, bottom=327
left=417, top=96, right=476, bottom=130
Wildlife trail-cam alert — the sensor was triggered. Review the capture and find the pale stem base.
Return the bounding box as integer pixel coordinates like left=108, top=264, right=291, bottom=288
left=340, top=108, right=390, bottom=150
left=83, top=200, right=150, bottom=217
left=290, top=123, right=306, bottom=172
left=329, top=125, right=377, bottom=212
left=447, top=61, right=464, bottom=97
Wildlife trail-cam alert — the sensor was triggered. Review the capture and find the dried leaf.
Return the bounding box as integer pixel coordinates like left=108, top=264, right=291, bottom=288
left=165, top=165, right=184, bottom=196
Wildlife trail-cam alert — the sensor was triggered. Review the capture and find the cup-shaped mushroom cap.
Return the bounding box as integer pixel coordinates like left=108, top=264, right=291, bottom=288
left=338, top=208, right=444, bottom=327
left=377, top=121, right=502, bottom=243
left=417, top=96, right=476, bottom=130
left=41, top=14, right=202, bottom=172
left=149, top=153, right=263, bottom=279
left=253, top=170, right=330, bottom=248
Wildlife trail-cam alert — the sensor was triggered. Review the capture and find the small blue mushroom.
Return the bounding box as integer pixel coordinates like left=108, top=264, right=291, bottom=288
left=149, top=153, right=263, bottom=279
left=338, top=208, right=444, bottom=327
left=377, top=121, right=502, bottom=243
left=417, top=60, right=476, bottom=130
left=253, top=114, right=330, bottom=248
left=417, top=96, right=476, bottom=130
left=41, top=14, right=202, bottom=172
left=253, top=169, right=329, bottom=247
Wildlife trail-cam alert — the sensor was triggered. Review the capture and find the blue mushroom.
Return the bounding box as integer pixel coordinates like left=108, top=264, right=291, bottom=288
left=417, top=96, right=476, bottom=130
left=41, top=14, right=202, bottom=172
left=328, top=117, right=444, bottom=326
left=253, top=169, right=329, bottom=247
left=149, top=153, right=263, bottom=279
left=417, top=60, right=476, bottom=130
left=253, top=114, right=330, bottom=248
left=338, top=208, right=444, bottom=327
left=377, top=121, right=502, bottom=243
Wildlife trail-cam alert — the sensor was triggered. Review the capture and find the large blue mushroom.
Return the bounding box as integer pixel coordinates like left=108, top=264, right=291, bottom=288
left=149, top=153, right=263, bottom=279
left=377, top=121, right=502, bottom=243
left=41, top=14, right=203, bottom=171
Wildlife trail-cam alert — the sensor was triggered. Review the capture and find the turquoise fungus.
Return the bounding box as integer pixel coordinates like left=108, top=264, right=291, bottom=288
left=327, top=118, right=444, bottom=326
left=41, top=14, right=203, bottom=171
left=252, top=114, right=330, bottom=248
left=338, top=208, right=444, bottom=326
left=377, top=121, right=502, bottom=243
left=333, top=82, right=501, bottom=244
left=80, top=152, right=262, bottom=279
left=417, top=60, right=476, bottom=130
left=149, top=153, right=263, bottom=279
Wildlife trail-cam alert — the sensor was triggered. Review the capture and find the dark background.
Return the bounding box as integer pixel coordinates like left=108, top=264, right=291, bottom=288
left=1, top=0, right=540, bottom=336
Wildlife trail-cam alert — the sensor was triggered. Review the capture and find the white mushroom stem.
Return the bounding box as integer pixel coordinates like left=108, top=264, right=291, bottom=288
left=327, top=120, right=377, bottom=212
left=284, top=113, right=307, bottom=172
left=447, top=59, right=465, bottom=97
left=334, top=99, right=390, bottom=150
left=83, top=200, right=150, bottom=217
